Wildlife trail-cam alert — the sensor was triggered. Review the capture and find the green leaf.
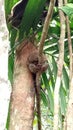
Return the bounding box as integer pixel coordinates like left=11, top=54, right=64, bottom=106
left=59, top=4, right=73, bottom=17
left=41, top=90, right=48, bottom=107
left=52, top=57, right=57, bottom=80
left=5, top=0, right=19, bottom=17
left=60, top=85, right=67, bottom=115
left=10, top=29, right=17, bottom=49
left=42, top=73, right=54, bottom=113
left=48, top=65, right=55, bottom=89
left=63, top=66, right=69, bottom=90
left=19, top=0, right=47, bottom=40
left=8, top=55, right=14, bottom=84
left=42, top=72, right=50, bottom=92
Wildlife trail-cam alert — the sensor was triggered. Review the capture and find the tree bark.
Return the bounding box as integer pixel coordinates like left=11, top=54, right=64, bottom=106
left=9, top=41, right=36, bottom=130
left=0, top=0, right=10, bottom=130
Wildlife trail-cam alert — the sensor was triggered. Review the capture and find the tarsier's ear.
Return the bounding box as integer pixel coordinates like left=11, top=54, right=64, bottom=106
left=7, top=0, right=28, bottom=29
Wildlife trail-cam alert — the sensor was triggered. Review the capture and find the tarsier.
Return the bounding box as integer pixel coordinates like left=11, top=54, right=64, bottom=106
left=27, top=51, right=48, bottom=130
left=9, top=0, right=49, bottom=129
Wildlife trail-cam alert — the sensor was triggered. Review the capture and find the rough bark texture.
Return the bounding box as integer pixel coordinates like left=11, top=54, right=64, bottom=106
left=9, top=41, right=37, bottom=130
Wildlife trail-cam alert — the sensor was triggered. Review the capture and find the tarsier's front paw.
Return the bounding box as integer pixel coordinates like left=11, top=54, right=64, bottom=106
left=27, top=51, right=48, bottom=74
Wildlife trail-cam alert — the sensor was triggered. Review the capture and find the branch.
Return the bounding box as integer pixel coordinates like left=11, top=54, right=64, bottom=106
left=36, top=1, right=55, bottom=130
left=53, top=0, right=65, bottom=130
left=63, top=0, right=73, bottom=129
left=39, top=0, right=55, bottom=57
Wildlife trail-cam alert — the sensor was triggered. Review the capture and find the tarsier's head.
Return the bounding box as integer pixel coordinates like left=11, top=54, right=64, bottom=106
left=27, top=51, right=48, bottom=74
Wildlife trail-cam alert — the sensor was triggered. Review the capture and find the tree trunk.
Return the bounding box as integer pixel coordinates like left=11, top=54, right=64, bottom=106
left=9, top=41, right=36, bottom=130
left=0, top=0, right=10, bottom=129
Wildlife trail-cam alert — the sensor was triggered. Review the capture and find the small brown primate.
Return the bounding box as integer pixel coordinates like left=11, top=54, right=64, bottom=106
left=27, top=51, right=48, bottom=130
left=28, top=51, right=48, bottom=74
left=8, top=0, right=28, bottom=28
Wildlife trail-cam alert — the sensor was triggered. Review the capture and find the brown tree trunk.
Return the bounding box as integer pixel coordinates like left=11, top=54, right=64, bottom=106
left=9, top=41, right=36, bottom=130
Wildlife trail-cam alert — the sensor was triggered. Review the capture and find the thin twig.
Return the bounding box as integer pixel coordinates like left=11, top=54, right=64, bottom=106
left=39, top=0, right=55, bottom=57
left=53, top=0, right=65, bottom=130
left=36, top=1, right=55, bottom=130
